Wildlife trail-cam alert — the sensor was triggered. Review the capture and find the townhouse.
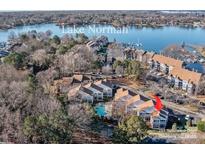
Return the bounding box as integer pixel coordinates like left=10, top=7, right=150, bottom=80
left=0, top=50, right=9, bottom=63
left=86, top=36, right=108, bottom=52
left=94, top=79, right=113, bottom=97
left=79, top=87, right=94, bottom=103
left=148, top=54, right=202, bottom=95
left=84, top=83, right=104, bottom=101
left=168, top=67, right=202, bottom=95
left=111, top=88, right=169, bottom=129
left=149, top=54, right=183, bottom=74
left=123, top=48, right=155, bottom=64
left=67, top=80, right=113, bottom=103
left=50, top=74, right=91, bottom=94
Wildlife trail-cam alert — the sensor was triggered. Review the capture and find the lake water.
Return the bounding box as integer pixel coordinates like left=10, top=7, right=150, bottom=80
left=0, top=23, right=205, bottom=51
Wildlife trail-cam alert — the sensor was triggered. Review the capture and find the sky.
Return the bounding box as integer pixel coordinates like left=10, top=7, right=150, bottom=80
left=0, top=0, right=204, bottom=10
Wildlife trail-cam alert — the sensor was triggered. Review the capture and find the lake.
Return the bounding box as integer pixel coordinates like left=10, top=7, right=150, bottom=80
left=0, top=23, right=205, bottom=51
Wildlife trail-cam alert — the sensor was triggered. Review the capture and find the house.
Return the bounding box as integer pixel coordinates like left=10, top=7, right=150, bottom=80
left=149, top=54, right=183, bottom=74
left=94, top=79, right=113, bottom=97
left=84, top=83, right=104, bottom=101
left=169, top=67, right=202, bottom=95
left=142, top=51, right=155, bottom=64
left=150, top=109, right=169, bottom=129
left=50, top=74, right=91, bottom=94
left=51, top=77, right=74, bottom=94
left=79, top=87, right=94, bottom=103
left=123, top=48, right=137, bottom=60
left=135, top=49, right=146, bottom=62
left=86, top=36, right=108, bottom=52
left=67, top=85, right=94, bottom=103
left=111, top=88, right=169, bottom=129
left=123, top=48, right=155, bottom=64
left=73, top=74, right=90, bottom=83
left=0, top=50, right=9, bottom=62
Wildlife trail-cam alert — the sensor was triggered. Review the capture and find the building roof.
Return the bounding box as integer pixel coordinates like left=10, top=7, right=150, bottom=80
left=112, top=87, right=169, bottom=121
left=114, top=88, right=136, bottom=101
left=81, top=87, right=93, bottom=95
left=53, top=77, right=73, bottom=86
left=73, top=75, right=83, bottom=82
left=84, top=83, right=104, bottom=92
left=95, top=79, right=113, bottom=88
left=170, top=67, right=202, bottom=84
left=152, top=54, right=183, bottom=68
left=0, top=50, right=9, bottom=58
left=67, top=85, right=81, bottom=98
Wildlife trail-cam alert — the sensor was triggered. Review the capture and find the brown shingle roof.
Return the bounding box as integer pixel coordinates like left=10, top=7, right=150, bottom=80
left=153, top=54, right=183, bottom=68
left=73, top=75, right=83, bottom=82
left=170, top=67, right=202, bottom=84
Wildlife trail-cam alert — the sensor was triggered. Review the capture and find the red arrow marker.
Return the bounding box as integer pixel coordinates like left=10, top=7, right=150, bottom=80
left=154, top=96, right=163, bottom=111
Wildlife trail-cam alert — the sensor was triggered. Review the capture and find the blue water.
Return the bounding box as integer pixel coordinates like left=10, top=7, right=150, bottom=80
left=95, top=104, right=107, bottom=118
left=185, top=63, right=205, bottom=74
left=1, top=24, right=205, bottom=51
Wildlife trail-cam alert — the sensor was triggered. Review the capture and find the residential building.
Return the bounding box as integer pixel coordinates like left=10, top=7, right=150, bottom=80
left=149, top=54, right=183, bottom=74
left=94, top=79, right=113, bottom=97
left=111, top=88, right=169, bottom=129
left=123, top=48, right=155, bottom=64
left=79, top=87, right=94, bottom=103
left=84, top=83, right=104, bottom=101
left=51, top=77, right=73, bottom=94
left=169, top=67, right=202, bottom=95
left=86, top=36, right=108, bottom=52
left=73, top=74, right=91, bottom=83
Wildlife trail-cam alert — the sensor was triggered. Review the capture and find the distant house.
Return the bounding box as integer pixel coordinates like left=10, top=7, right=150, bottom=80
left=149, top=54, right=183, bottom=74
left=111, top=88, right=169, bottom=129
left=123, top=48, right=155, bottom=64
left=73, top=74, right=91, bottom=83
left=86, top=36, right=108, bottom=52
left=51, top=77, right=73, bottom=94
left=135, top=49, right=146, bottom=62
left=168, top=67, right=202, bottom=95
left=123, top=48, right=137, bottom=60
left=94, top=79, right=113, bottom=97
left=0, top=50, right=9, bottom=58
left=50, top=75, right=91, bottom=95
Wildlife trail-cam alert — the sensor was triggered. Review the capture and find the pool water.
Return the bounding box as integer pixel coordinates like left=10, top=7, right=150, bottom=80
left=95, top=104, right=107, bottom=118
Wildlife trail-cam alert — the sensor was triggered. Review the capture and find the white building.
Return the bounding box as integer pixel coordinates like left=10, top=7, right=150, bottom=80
left=94, top=79, right=113, bottom=97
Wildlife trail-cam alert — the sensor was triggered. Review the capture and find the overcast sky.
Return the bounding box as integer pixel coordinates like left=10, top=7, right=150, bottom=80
left=0, top=0, right=204, bottom=10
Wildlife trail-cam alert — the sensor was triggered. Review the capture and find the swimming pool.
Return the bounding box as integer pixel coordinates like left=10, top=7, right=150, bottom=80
left=95, top=104, right=107, bottom=118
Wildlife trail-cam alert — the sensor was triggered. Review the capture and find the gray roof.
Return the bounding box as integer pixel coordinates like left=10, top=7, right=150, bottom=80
left=81, top=87, right=93, bottom=95
left=101, top=81, right=113, bottom=88
left=0, top=50, right=9, bottom=58
left=90, top=83, right=104, bottom=92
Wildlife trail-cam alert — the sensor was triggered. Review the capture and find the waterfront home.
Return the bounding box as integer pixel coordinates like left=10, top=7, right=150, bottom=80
left=168, top=67, right=202, bottom=95
left=149, top=54, right=183, bottom=74
left=84, top=83, right=104, bottom=101
left=94, top=79, right=113, bottom=97
left=123, top=48, right=137, bottom=60
left=111, top=88, right=169, bottom=129
left=142, top=51, right=155, bottom=64
left=123, top=48, right=155, bottom=64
